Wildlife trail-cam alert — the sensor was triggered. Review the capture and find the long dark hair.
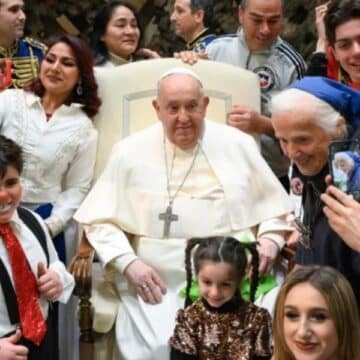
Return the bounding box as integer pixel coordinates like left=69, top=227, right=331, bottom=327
left=184, top=236, right=260, bottom=307
left=90, top=0, right=141, bottom=65
left=30, top=34, right=101, bottom=118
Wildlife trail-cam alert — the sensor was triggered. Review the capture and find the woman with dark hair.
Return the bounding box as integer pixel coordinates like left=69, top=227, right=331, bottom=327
left=170, top=236, right=272, bottom=360
left=0, top=33, right=101, bottom=360
left=273, top=266, right=360, bottom=360
left=90, top=0, right=159, bottom=66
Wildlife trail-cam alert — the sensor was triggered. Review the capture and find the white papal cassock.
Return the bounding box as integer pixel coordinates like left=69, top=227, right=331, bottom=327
left=74, top=120, right=294, bottom=360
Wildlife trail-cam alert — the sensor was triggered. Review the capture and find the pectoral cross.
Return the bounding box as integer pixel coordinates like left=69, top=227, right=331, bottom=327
left=159, top=205, right=178, bottom=237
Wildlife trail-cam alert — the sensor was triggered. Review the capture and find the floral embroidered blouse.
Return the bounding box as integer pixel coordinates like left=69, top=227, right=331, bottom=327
left=0, top=89, right=98, bottom=236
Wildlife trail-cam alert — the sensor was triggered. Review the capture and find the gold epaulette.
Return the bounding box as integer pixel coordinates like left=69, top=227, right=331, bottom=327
left=11, top=56, right=39, bottom=88
left=23, top=37, right=47, bottom=54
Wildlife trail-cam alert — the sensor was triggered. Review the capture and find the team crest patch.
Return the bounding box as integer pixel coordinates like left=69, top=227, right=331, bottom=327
left=253, top=66, right=275, bottom=92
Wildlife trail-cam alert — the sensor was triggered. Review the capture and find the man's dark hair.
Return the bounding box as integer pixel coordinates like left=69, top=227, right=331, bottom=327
left=29, top=33, right=101, bottom=118
left=190, top=0, right=213, bottom=28
left=325, top=0, right=360, bottom=45
left=0, top=135, right=23, bottom=177
left=238, top=0, right=284, bottom=10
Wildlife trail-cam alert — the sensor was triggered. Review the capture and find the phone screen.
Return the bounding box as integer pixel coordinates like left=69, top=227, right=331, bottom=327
left=329, top=139, right=360, bottom=201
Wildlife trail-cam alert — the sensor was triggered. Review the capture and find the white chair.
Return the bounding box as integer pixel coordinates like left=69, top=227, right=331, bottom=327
left=70, top=58, right=261, bottom=360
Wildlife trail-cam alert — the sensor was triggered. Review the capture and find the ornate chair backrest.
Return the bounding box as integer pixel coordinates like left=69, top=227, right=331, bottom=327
left=92, top=58, right=261, bottom=180
left=74, top=58, right=262, bottom=360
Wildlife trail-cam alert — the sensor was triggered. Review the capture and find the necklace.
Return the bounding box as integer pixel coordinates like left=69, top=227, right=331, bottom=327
left=292, top=180, right=322, bottom=249
left=158, top=137, right=200, bottom=237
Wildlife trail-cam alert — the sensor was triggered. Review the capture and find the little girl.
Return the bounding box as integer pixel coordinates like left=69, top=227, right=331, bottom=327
left=169, top=236, right=272, bottom=359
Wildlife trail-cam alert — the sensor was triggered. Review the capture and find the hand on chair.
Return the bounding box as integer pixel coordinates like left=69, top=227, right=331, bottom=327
left=124, top=259, right=167, bottom=305
left=173, top=50, right=207, bottom=65
left=227, top=105, right=261, bottom=133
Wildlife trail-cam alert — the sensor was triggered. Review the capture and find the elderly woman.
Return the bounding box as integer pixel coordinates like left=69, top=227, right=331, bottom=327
left=0, top=33, right=101, bottom=360
left=273, top=265, right=360, bottom=360
left=90, top=0, right=159, bottom=66
left=270, top=76, right=360, bottom=311
left=333, top=151, right=360, bottom=192
left=291, top=0, right=360, bottom=195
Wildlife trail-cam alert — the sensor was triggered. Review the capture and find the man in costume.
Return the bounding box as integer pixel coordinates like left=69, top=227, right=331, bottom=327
left=0, top=0, right=46, bottom=89
left=170, top=0, right=215, bottom=52
left=271, top=76, right=360, bottom=310
left=74, top=68, right=294, bottom=360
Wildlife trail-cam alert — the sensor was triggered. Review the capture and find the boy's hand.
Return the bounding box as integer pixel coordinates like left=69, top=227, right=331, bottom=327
left=0, top=329, right=28, bottom=360
left=37, top=262, right=63, bottom=302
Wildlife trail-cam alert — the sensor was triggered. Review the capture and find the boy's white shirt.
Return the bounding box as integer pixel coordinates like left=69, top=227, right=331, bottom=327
left=0, top=209, right=75, bottom=337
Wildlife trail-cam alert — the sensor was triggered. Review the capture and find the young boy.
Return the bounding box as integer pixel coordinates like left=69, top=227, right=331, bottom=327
left=0, top=135, right=74, bottom=360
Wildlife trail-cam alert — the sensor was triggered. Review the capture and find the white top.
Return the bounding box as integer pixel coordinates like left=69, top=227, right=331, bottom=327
left=0, top=89, right=98, bottom=236
left=0, top=210, right=75, bottom=337
left=100, top=52, right=129, bottom=67
left=75, top=121, right=294, bottom=272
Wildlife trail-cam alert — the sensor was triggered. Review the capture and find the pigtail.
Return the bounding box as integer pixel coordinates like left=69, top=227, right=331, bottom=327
left=243, top=242, right=260, bottom=303
left=184, top=238, right=202, bottom=308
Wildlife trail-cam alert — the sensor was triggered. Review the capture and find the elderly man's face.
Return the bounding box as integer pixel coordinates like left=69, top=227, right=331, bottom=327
left=0, top=0, right=25, bottom=46
left=239, top=0, right=283, bottom=51
left=273, top=110, right=333, bottom=177
left=153, top=74, right=209, bottom=150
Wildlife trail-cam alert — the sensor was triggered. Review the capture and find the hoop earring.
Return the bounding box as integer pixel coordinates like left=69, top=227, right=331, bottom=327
left=76, top=81, right=83, bottom=96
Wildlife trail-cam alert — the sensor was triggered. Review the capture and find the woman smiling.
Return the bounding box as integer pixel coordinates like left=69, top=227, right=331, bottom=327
left=0, top=33, right=101, bottom=360
left=272, top=266, right=360, bottom=360
left=90, top=0, right=159, bottom=66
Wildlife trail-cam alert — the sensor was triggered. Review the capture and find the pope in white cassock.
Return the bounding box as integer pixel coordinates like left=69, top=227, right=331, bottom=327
left=74, top=68, right=294, bottom=360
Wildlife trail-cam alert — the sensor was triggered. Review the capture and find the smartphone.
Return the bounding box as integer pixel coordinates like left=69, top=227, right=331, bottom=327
left=329, top=139, right=360, bottom=201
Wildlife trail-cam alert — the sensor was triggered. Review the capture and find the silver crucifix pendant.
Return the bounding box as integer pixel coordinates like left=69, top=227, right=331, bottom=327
left=159, top=205, right=179, bottom=237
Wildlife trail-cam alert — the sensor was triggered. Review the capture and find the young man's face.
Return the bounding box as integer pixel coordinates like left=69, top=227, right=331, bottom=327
left=333, top=19, right=360, bottom=84
left=170, top=0, right=202, bottom=43
left=0, top=165, right=22, bottom=224
left=0, top=0, right=26, bottom=47
left=239, top=0, right=283, bottom=51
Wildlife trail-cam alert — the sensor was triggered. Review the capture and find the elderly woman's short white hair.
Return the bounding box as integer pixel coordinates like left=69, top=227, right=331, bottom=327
left=271, top=88, right=343, bottom=134
left=334, top=151, right=355, bottom=168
